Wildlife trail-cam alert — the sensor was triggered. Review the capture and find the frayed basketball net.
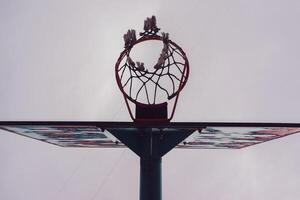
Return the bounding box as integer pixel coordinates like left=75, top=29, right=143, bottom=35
left=116, top=16, right=189, bottom=105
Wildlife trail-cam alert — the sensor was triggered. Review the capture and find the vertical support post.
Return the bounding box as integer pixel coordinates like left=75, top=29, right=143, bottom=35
left=139, top=129, right=162, bottom=200
left=140, top=157, right=162, bottom=200
left=108, top=127, right=194, bottom=200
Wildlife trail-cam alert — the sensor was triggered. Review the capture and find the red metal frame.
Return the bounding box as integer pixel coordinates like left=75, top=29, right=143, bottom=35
left=115, top=35, right=189, bottom=122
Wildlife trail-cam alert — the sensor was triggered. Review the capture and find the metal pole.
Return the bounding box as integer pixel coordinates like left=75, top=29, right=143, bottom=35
left=109, top=127, right=193, bottom=200
left=140, top=157, right=162, bottom=200
left=139, top=128, right=162, bottom=200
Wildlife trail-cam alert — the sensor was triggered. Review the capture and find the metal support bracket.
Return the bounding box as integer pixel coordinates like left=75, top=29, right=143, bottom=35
left=108, top=127, right=195, bottom=200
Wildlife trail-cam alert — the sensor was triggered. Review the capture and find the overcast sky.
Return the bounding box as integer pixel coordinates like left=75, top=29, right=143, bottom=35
left=1, top=0, right=300, bottom=199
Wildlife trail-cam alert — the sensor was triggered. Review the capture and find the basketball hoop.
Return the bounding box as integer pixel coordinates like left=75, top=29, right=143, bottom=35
left=2, top=15, right=300, bottom=200
left=115, top=16, right=189, bottom=122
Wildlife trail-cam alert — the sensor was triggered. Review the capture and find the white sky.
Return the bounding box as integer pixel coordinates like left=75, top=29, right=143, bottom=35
left=1, top=0, right=300, bottom=199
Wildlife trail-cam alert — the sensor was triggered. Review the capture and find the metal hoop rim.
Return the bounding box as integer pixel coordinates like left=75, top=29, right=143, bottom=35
left=115, top=35, right=189, bottom=105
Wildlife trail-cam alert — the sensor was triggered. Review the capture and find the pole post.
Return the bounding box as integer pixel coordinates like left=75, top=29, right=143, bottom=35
left=140, top=157, right=162, bottom=200
left=109, top=127, right=194, bottom=200
left=139, top=129, right=162, bottom=200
